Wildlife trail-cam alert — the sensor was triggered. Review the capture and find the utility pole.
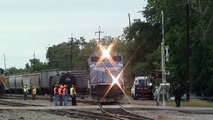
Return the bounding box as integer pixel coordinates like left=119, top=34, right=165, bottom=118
left=68, top=35, right=73, bottom=70
left=160, top=11, right=170, bottom=106
left=33, top=51, right=35, bottom=71
left=185, top=0, right=190, bottom=101
left=95, top=26, right=104, bottom=41
left=128, top=13, right=131, bottom=27
left=161, top=11, right=166, bottom=106
left=4, top=54, right=6, bottom=72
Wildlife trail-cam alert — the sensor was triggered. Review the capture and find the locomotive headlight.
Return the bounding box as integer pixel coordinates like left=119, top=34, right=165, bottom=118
left=112, top=76, right=119, bottom=85
left=111, top=69, right=124, bottom=87
left=96, top=40, right=116, bottom=66
left=102, top=49, right=110, bottom=58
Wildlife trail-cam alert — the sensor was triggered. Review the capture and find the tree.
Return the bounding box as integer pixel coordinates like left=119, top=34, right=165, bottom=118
left=7, top=67, right=27, bottom=74
left=123, top=20, right=162, bottom=88
left=143, top=0, right=213, bottom=95
left=27, top=58, right=48, bottom=72
left=0, top=68, right=4, bottom=74
left=46, top=37, right=97, bottom=70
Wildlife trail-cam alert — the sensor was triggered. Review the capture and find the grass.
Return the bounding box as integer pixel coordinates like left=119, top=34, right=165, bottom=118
left=167, top=99, right=213, bottom=107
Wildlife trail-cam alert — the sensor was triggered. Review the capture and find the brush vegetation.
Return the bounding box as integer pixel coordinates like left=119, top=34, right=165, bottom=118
left=167, top=99, right=213, bottom=107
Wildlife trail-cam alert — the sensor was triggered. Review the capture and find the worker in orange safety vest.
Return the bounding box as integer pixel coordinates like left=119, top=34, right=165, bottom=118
left=62, top=84, right=68, bottom=106
left=53, top=84, right=59, bottom=106
left=58, top=84, right=63, bottom=106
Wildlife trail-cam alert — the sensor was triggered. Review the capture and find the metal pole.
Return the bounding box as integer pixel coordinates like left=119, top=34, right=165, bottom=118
left=128, top=13, right=131, bottom=27
left=70, top=37, right=73, bottom=70
left=33, top=51, right=35, bottom=71
left=185, top=0, right=190, bottom=101
left=161, top=11, right=166, bottom=106
left=4, top=54, right=6, bottom=72
left=68, top=35, right=73, bottom=70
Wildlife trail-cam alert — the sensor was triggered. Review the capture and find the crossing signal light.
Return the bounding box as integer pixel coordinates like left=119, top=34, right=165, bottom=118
left=155, top=73, right=159, bottom=78
left=149, top=72, right=162, bottom=79
left=155, top=72, right=161, bottom=78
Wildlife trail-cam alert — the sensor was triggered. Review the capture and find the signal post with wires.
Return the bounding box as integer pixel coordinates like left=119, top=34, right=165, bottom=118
left=152, top=11, right=170, bottom=106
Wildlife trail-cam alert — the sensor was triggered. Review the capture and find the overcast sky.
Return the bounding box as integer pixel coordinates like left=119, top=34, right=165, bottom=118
left=0, top=0, right=147, bottom=69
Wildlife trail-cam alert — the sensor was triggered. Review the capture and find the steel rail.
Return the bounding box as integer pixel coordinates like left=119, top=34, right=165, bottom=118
left=118, top=104, right=155, bottom=120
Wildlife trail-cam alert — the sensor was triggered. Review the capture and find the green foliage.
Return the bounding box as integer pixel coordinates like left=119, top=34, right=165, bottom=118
left=0, top=68, right=4, bottom=74
left=7, top=67, right=29, bottom=74
left=6, top=58, right=48, bottom=74
left=143, top=0, right=213, bottom=96
left=123, top=20, right=162, bottom=88
left=28, top=58, right=49, bottom=72
left=46, top=37, right=97, bottom=70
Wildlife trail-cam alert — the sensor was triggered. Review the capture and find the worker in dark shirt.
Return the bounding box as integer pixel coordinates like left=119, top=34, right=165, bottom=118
left=174, top=84, right=182, bottom=107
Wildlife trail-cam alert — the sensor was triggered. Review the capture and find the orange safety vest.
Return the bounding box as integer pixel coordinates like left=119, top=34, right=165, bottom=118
left=59, top=87, right=63, bottom=95
left=54, top=87, right=58, bottom=95
left=62, top=88, right=67, bottom=96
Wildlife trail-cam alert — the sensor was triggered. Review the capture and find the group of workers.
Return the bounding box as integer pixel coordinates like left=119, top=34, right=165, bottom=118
left=23, top=83, right=77, bottom=106
left=53, top=84, right=77, bottom=106
left=23, top=85, right=37, bottom=100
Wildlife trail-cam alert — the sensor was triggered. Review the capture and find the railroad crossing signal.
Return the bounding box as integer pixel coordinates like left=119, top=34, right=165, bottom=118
left=150, top=72, right=162, bottom=79
left=155, top=72, right=161, bottom=78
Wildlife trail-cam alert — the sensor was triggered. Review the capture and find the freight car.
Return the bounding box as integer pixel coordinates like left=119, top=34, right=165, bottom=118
left=2, top=69, right=89, bottom=94
left=89, top=48, right=124, bottom=103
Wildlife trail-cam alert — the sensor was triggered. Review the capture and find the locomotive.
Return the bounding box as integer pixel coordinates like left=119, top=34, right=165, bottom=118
left=0, top=69, right=89, bottom=94
left=88, top=42, right=124, bottom=103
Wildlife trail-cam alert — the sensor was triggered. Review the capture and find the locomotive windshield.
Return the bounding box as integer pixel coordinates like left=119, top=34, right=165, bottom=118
left=90, top=55, right=122, bottom=62
left=112, top=56, right=121, bottom=62
left=91, top=56, right=99, bottom=62
left=138, top=79, right=145, bottom=86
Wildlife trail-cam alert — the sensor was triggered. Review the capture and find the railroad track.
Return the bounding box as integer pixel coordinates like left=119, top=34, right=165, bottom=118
left=0, top=98, right=117, bottom=120
left=1, top=94, right=50, bottom=100
left=118, top=104, right=154, bottom=120
left=47, top=109, right=119, bottom=120
left=0, top=94, right=155, bottom=120
left=100, top=104, right=154, bottom=120
left=0, top=99, right=44, bottom=107
left=1, top=94, right=93, bottom=103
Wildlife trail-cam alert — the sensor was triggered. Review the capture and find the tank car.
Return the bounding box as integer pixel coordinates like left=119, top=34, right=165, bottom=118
left=89, top=50, right=124, bottom=103
left=49, top=70, right=89, bottom=93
